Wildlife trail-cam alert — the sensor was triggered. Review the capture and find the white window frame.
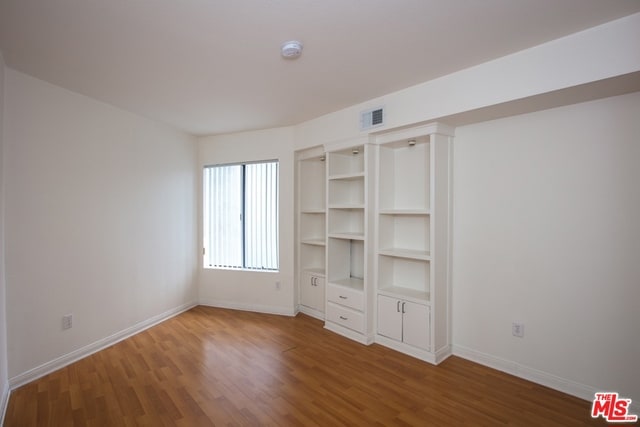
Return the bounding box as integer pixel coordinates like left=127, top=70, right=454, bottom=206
left=203, top=160, right=279, bottom=272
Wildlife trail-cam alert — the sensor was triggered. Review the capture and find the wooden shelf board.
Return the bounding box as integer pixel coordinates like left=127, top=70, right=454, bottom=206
left=330, top=277, right=364, bottom=291
left=378, top=209, right=430, bottom=215
left=300, top=208, right=326, bottom=214
left=301, top=239, right=326, bottom=246
left=378, top=248, right=431, bottom=261
left=303, top=267, right=326, bottom=276
left=328, top=204, right=365, bottom=210
left=329, top=232, right=365, bottom=241
left=328, top=172, right=365, bottom=181
left=378, top=287, right=430, bottom=305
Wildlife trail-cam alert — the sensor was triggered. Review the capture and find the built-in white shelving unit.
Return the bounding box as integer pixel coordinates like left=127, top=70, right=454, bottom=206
left=295, top=123, right=453, bottom=363
left=295, top=147, right=327, bottom=320
left=324, top=142, right=374, bottom=344
left=373, top=123, right=454, bottom=364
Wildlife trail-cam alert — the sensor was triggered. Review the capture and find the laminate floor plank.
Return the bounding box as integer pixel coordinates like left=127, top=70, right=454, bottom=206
left=5, top=306, right=606, bottom=426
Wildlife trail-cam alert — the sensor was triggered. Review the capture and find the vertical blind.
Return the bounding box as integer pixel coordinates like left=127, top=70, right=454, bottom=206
left=203, top=161, right=279, bottom=271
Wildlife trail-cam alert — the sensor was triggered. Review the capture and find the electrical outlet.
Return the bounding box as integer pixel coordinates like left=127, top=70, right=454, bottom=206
left=512, top=322, right=524, bottom=337
left=62, top=313, right=73, bottom=330
left=275, top=281, right=281, bottom=290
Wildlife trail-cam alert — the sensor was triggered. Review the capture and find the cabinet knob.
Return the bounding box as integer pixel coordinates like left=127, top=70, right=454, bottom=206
left=339, top=295, right=347, bottom=299
left=339, top=316, right=348, bottom=321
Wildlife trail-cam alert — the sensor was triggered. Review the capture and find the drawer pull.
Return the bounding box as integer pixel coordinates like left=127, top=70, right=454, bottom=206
left=339, top=295, right=348, bottom=299
left=339, top=316, right=348, bottom=320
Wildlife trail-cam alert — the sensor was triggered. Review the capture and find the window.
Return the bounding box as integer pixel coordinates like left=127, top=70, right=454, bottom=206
left=203, top=160, right=279, bottom=271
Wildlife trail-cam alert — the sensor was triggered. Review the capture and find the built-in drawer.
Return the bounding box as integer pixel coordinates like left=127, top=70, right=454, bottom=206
left=326, top=302, right=364, bottom=333
left=327, top=283, right=364, bottom=311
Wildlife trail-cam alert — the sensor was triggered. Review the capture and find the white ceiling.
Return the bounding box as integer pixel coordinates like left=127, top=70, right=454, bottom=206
left=1, top=1, right=640, bottom=136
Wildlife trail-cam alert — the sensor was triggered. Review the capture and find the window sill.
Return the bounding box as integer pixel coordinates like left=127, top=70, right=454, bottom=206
left=203, top=266, right=279, bottom=273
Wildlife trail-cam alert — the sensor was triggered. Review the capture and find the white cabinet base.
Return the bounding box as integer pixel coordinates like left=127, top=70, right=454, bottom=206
left=377, top=295, right=430, bottom=350
left=300, top=272, right=325, bottom=315
left=324, top=322, right=375, bottom=345
left=375, top=335, right=452, bottom=365
left=377, top=294, right=403, bottom=341
left=298, top=305, right=325, bottom=321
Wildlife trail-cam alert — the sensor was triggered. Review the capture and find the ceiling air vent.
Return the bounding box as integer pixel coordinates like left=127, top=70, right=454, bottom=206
left=360, top=106, right=384, bottom=131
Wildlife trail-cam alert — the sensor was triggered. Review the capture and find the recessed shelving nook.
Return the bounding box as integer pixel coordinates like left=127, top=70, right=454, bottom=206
left=326, top=145, right=366, bottom=288
left=324, top=142, right=375, bottom=344
left=373, top=123, right=454, bottom=364
left=376, top=134, right=431, bottom=302
left=295, top=146, right=327, bottom=320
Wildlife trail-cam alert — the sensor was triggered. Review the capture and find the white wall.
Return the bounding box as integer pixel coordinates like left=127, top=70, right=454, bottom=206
left=198, top=127, right=295, bottom=315
left=4, top=69, right=199, bottom=380
left=0, top=52, right=9, bottom=417
left=294, top=12, right=640, bottom=149
left=452, top=92, right=640, bottom=403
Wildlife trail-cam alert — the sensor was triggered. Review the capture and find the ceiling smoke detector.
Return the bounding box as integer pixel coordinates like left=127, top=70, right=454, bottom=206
left=281, top=40, right=303, bottom=59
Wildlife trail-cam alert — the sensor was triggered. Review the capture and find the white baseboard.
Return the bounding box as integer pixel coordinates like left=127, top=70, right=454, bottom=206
left=8, top=301, right=198, bottom=390
left=324, top=321, right=374, bottom=345
left=375, top=334, right=436, bottom=363
left=434, top=344, right=453, bottom=365
left=199, top=299, right=296, bottom=317
left=297, top=305, right=325, bottom=321
left=0, top=380, right=9, bottom=427
left=452, top=344, right=598, bottom=404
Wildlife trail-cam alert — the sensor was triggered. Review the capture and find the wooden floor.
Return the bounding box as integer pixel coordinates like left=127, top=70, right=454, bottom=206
left=5, top=306, right=604, bottom=426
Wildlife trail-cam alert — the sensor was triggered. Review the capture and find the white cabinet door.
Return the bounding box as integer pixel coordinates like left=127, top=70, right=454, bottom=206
left=402, top=301, right=430, bottom=350
left=377, top=295, right=402, bottom=341
left=300, top=272, right=313, bottom=307
left=301, top=272, right=325, bottom=313
left=327, top=283, right=364, bottom=311
left=312, top=276, right=325, bottom=313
